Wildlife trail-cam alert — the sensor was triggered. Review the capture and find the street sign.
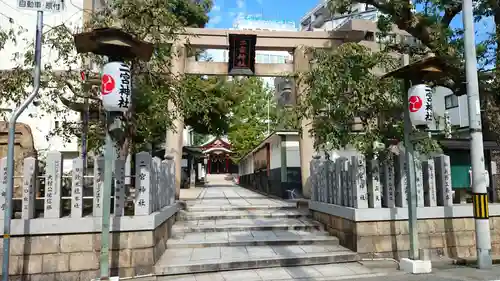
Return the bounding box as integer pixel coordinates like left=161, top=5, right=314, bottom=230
left=17, top=0, right=64, bottom=12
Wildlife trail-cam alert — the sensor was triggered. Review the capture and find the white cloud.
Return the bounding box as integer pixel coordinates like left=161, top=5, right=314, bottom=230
left=209, top=15, right=222, bottom=25
left=212, top=5, right=221, bottom=12
left=237, top=0, right=245, bottom=9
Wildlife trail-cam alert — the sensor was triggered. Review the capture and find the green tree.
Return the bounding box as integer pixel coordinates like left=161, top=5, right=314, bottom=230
left=181, top=76, right=242, bottom=136
left=0, top=0, right=234, bottom=158
left=325, top=0, right=498, bottom=136
left=298, top=43, right=441, bottom=156
left=227, top=77, right=277, bottom=160
left=299, top=43, right=400, bottom=155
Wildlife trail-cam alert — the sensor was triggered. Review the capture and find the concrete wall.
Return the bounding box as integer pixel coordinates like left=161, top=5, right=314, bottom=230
left=0, top=205, right=179, bottom=280
left=285, top=136, right=300, bottom=168
left=239, top=133, right=302, bottom=199
left=311, top=202, right=500, bottom=259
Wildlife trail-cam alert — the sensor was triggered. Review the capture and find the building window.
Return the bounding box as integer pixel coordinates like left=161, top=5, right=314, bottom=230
left=445, top=94, right=459, bottom=109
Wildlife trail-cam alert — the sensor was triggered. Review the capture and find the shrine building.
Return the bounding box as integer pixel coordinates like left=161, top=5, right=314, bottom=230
left=198, top=136, right=238, bottom=175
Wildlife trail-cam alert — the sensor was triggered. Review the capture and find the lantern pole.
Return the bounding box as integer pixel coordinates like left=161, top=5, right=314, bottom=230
left=401, top=54, right=420, bottom=261
left=100, top=56, right=126, bottom=279
left=72, top=27, right=153, bottom=280
left=100, top=112, right=114, bottom=279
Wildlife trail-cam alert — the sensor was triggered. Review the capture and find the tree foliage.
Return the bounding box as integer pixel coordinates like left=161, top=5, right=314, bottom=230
left=181, top=76, right=242, bottom=136
left=0, top=0, right=240, bottom=158
left=227, top=77, right=278, bottom=160
left=298, top=42, right=444, bottom=157
left=326, top=0, right=499, bottom=137
left=298, top=43, right=404, bottom=155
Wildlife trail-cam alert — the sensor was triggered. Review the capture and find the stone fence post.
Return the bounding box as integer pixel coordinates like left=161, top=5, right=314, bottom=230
left=45, top=151, right=62, bottom=218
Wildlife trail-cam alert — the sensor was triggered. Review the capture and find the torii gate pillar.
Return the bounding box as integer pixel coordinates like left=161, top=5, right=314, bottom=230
left=294, top=46, right=314, bottom=199
left=165, top=42, right=186, bottom=200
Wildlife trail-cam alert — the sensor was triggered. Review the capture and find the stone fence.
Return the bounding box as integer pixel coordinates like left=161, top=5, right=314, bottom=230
left=0, top=151, right=179, bottom=280
left=309, top=152, right=500, bottom=261
left=310, top=153, right=454, bottom=208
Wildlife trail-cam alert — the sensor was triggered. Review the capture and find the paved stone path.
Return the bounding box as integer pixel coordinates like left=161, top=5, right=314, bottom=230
left=153, top=175, right=373, bottom=279
left=155, top=262, right=387, bottom=281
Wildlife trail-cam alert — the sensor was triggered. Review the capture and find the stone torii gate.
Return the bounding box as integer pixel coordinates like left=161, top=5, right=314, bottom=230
left=166, top=24, right=377, bottom=199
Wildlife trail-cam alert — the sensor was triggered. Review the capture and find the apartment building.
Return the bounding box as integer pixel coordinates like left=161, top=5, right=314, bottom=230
left=300, top=1, right=378, bottom=31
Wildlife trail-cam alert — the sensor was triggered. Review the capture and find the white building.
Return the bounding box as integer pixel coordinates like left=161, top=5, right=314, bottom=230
left=300, top=1, right=379, bottom=31
left=0, top=1, right=84, bottom=171
left=432, top=87, right=469, bottom=129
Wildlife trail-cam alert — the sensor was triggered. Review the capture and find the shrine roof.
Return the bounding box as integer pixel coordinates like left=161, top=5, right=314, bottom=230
left=199, top=135, right=230, bottom=147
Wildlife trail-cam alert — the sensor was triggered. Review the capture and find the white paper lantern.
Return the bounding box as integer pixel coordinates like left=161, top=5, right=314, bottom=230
left=408, top=84, right=433, bottom=126
left=101, top=62, right=132, bottom=112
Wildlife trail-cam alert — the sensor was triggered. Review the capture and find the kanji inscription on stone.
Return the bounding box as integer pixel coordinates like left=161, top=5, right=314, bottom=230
left=22, top=157, right=37, bottom=219
left=135, top=152, right=152, bottom=215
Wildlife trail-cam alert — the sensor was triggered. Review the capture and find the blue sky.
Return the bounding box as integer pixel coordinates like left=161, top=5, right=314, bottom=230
left=206, top=0, right=319, bottom=28
left=206, top=0, right=493, bottom=43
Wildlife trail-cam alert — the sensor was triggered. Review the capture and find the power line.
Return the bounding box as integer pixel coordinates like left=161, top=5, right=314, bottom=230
left=0, top=11, right=14, bottom=23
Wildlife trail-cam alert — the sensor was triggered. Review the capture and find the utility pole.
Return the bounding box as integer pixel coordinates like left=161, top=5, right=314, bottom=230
left=462, top=0, right=492, bottom=269
left=2, top=11, right=43, bottom=281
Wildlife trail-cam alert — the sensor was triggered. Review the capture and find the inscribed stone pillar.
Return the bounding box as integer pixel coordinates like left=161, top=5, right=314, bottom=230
left=71, top=158, right=83, bottom=218
left=396, top=151, right=408, bottom=207
left=422, top=159, right=437, bottom=207
left=93, top=157, right=104, bottom=217
left=22, top=157, right=37, bottom=219
left=153, top=157, right=162, bottom=212
left=317, top=160, right=324, bottom=202
left=352, top=155, right=368, bottom=208
left=160, top=160, right=168, bottom=208
left=294, top=46, right=314, bottom=199
left=414, top=154, right=425, bottom=207
left=434, top=154, right=453, bottom=206
left=326, top=159, right=335, bottom=204
left=335, top=158, right=343, bottom=205
left=45, top=151, right=62, bottom=218
left=310, top=156, right=321, bottom=202
left=0, top=157, right=7, bottom=219
left=114, top=159, right=126, bottom=216
left=368, top=159, right=382, bottom=208
left=165, top=42, right=186, bottom=200
left=383, top=155, right=396, bottom=208
left=135, top=152, right=152, bottom=215
left=346, top=158, right=354, bottom=207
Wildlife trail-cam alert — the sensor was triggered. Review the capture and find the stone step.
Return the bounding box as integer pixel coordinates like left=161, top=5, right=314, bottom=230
left=185, top=204, right=296, bottom=212
left=154, top=245, right=359, bottom=276
left=168, top=230, right=338, bottom=248
left=172, top=218, right=323, bottom=233
left=178, top=209, right=310, bottom=221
